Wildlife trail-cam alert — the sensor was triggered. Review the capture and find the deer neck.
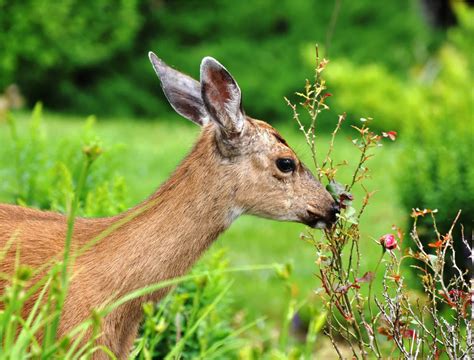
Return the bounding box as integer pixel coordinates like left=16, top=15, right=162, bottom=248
left=96, top=127, right=241, bottom=294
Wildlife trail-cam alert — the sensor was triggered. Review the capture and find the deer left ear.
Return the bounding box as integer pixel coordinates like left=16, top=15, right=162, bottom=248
left=149, top=52, right=208, bottom=126
left=200, top=57, right=245, bottom=136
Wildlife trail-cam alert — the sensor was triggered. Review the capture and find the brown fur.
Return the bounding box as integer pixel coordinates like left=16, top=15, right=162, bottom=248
left=0, top=56, right=337, bottom=358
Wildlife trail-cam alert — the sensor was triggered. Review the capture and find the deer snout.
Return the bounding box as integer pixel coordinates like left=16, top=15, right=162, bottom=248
left=305, top=200, right=339, bottom=229
left=298, top=167, right=340, bottom=228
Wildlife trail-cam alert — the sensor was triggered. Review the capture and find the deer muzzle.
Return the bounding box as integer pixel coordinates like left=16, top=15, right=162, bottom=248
left=304, top=202, right=340, bottom=229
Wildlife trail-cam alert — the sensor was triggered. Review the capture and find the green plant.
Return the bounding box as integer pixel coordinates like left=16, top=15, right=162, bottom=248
left=3, top=104, right=127, bottom=217
left=133, top=250, right=249, bottom=359
left=324, top=4, right=472, bottom=135
left=0, top=107, right=130, bottom=356
left=398, top=4, right=473, bottom=276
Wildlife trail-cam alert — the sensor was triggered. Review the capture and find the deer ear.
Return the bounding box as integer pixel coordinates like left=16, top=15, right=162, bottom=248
left=149, top=52, right=207, bottom=126
left=200, top=57, right=245, bottom=136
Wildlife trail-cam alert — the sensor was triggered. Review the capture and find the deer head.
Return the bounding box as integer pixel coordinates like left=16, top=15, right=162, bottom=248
left=149, top=52, right=339, bottom=229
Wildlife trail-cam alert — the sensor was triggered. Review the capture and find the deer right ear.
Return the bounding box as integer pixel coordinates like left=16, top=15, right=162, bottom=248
left=200, top=57, right=245, bottom=136
left=149, top=52, right=207, bottom=126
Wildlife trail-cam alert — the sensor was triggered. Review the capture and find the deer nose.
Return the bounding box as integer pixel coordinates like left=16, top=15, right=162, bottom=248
left=329, top=203, right=340, bottom=223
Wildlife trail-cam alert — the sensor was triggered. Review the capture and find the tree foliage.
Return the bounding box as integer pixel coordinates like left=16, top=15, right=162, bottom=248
left=1, top=0, right=435, bottom=119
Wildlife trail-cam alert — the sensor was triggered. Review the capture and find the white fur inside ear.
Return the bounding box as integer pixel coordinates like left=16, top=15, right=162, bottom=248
left=223, top=87, right=244, bottom=133
left=149, top=51, right=206, bottom=126
left=200, top=56, right=244, bottom=134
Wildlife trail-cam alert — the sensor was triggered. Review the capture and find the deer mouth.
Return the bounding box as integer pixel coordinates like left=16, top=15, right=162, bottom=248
left=304, top=206, right=339, bottom=229
left=305, top=218, right=330, bottom=229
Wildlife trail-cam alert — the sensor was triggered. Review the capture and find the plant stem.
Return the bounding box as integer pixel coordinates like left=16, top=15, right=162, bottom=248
left=367, top=252, right=384, bottom=357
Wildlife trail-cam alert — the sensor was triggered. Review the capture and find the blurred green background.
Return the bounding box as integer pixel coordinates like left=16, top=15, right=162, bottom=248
left=0, top=0, right=472, bottom=355
left=0, top=0, right=462, bottom=119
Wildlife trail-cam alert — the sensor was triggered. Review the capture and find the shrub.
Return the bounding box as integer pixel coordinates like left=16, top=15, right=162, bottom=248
left=322, top=4, right=472, bottom=275
left=0, top=108, right=111, bottom=357
left=324, top=60, right=414, bottom=132
left=398, top=5, right=473, bottom=274
left=286, top=47, right=472, bottom=358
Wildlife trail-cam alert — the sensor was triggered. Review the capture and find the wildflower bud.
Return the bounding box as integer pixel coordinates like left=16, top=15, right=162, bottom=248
left=155, top=318, right=167, bottom=333
left=380, top=233, right=397, bottom=251
left=82, top=144, right=103, bottom=163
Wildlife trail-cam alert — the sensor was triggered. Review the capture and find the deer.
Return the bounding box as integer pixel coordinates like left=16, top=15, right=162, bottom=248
left=0, top=52, right=339, bottom=359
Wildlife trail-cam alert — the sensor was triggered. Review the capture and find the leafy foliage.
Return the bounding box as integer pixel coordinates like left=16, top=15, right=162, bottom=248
left=0, top=0, right=141, bottom=108
left=323, top=4, right=471, bottom=133
left=320, top=3, right=472, bottom=276
left=1, top=0, right=436, bottom=119
left=398, top=5, right=473, bottom=273
left=1, top=104, right=127, bottom=217
left=134, top=250, right=246, bottom=359
left=0, top=108, right=109, bottom=357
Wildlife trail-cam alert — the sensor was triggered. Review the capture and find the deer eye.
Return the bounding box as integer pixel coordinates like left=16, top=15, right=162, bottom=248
left=276, top=158, right=296, bottom=173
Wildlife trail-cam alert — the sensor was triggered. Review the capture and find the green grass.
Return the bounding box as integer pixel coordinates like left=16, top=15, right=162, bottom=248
left=0, top=111, right=406, bottom=326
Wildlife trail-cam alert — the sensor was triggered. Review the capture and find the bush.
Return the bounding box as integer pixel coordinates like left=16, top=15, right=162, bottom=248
left=398, top=5, right=473, bottom=273
left=322, top=4, right=470, bottom=133
left=322, top=5, right=472, bottom=274
left=323, top=60, right=412, bottom=131
left=287, top=50, right=472, bottom=358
